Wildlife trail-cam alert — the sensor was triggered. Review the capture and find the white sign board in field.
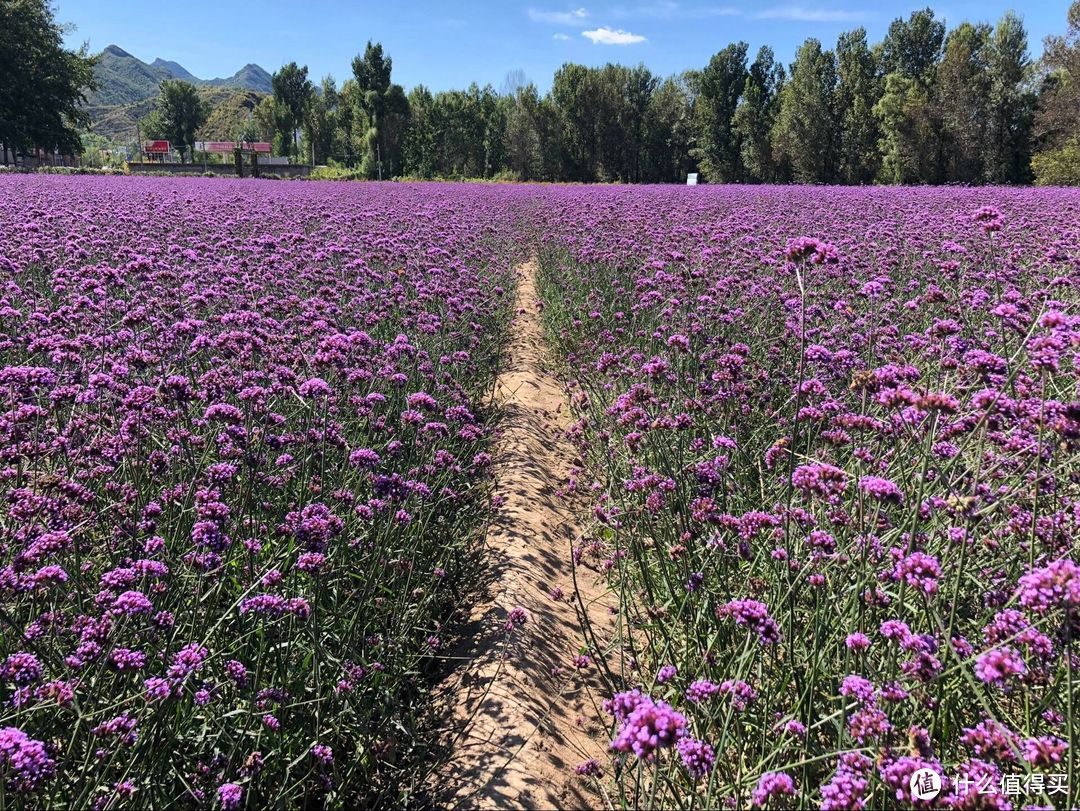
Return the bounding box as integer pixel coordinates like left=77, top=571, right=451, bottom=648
left=687, top=173, right=699, bottom=186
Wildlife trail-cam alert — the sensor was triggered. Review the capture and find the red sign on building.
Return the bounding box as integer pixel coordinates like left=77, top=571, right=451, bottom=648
left=144, top=140, right=170, bottom=153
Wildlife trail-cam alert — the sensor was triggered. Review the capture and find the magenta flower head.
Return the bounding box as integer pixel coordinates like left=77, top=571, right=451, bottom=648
left=225, top=660, right=248, bottom=687
left=144, top=677, right=173, bottom=702
left=879, top=756, right=946, bottom=805
left=719, top=679, right=758, bottom=711
left=893, top=552, right=942, bottom=595
left=791, top=463, right=848, bottom=501
left=839, top=674, right=875, bottom=704
left=217, top=782, right=243, bottom=810
left=604, top=689, right=648, bottom=722
left=880, top=619, right=912, bottom=644
left=297, top=377, right=332, bottom=398
left=1, top=652, right=43, bottom=686
left=858, top=476, right=903, bottom=504
left=575, top=758, right=603, bottom=777
left=784, top=237, right=838, bottom=264
left=1021, top=735, right=1068, bottom=767
left=666, top=333, right=691, bottom=352
left=112, top=590, right=154, bottom=616
left=972, top=206, right=1002, bottom=233
left=609, top=694, right=687, bottom=760
left=655, top=664, right=677, bottom=684
left=974, top=647, right=1026, bottom=688
left=685, top=679, right=720, bottom=704
left=717, top=598, right=782, bottom=645
left=677, top=737, right=716, bottom=780
left=821, top=752, right=872, bottom=810
left=348, top=448, right=381, bottom=469
left=1017, top=559, right=1080, bottom=614
left=752, top=771, right=796, bottom=807
left=295, top=552, right=327, bottom=574
left=504, top=606, right=528, bottom=631
left=782, top=719, right=807, bottom=737
left=845, top=633, right=871, bottom=651
left=0, top=726, right=55, bottom=793
left=847, top=705, right=892, bottom=743
left=961, top=719, right=1019, bottom=761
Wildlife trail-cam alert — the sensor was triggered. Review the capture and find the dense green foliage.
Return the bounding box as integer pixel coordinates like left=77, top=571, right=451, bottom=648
left=351, top=43, right=410, bottom=178
left=1033, top=2, right=1080, bottom=184
left=272, top=3, right=1078, bottom=185
left=270, top=63, right=314, bottom=157
left=1032, top=138, right=1080, bottom=185
left=0, top=0, right=96, bottom=161
left=141, top=80, right=210, bottom=163
left=90, top=87, right=264, bottom=146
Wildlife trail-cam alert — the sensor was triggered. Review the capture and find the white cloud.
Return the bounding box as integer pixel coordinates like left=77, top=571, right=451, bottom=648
left=528, top=7, right=589, bottom=25
left=754, top=5, right=866, bottom=22
left=582, top=26, right=647, bottom=44
left=553, top=32, right=572, bottom=39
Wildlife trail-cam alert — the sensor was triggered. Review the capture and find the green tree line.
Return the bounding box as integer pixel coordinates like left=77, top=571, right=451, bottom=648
left=5, top=0, right=1080, bottom=184
left=246, top=4, right=1077, bottom=184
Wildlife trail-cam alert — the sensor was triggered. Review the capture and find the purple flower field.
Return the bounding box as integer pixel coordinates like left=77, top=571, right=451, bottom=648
left=1, top=176, right=1078, bottom=808
left=535, top=185, right=1080, bottom=808
left=0, top=175, right=528, bottom=807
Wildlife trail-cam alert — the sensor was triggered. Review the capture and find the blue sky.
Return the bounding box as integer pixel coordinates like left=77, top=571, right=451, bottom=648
left=60, top=1, right=1072, bottom=93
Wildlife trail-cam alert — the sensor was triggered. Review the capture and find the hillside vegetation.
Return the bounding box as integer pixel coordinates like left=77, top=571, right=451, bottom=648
left=88, top=86, right=266, bottom=143
left=85, top=45, right=271, bottom=142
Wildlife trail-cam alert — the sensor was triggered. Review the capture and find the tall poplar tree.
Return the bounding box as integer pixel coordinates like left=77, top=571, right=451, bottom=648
left=733, top=46, right=784, bottom=182
left=984, top=12, right=1034, bottom=183
left=772, top=39, right=838, bottom=183
left=693, top=42, right=749, bottom=182
left=835, top=29, right=882, bottom=184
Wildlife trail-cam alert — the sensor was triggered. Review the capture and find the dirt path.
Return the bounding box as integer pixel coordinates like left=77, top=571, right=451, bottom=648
left=427, top=257, right=611, bottom=810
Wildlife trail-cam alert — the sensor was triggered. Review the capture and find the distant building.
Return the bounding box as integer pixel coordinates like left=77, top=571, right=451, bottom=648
left=1, top=145, right=79, bottom=167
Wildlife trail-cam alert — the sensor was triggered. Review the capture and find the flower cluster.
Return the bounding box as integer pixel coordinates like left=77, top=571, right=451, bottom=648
left=607, top=691, right=688, bottom=760
left=0, top=726, right=55, bottom=793
left=535, top=186, right=1080, bottom=809
left=0, top=175, right=529, bottom=806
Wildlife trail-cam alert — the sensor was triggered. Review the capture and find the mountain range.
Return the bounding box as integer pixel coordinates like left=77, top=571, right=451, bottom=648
left=89, top=45, right=273, bottom=107
left=86, top=46, right=273, bottom=143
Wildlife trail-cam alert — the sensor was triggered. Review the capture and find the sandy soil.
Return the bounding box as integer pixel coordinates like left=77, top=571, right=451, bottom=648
left=426, top=257, right=611, bottom=810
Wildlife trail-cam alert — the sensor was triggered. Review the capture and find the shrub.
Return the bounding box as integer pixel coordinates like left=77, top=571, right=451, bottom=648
left=1032, top=138, right=1080, bottom=186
